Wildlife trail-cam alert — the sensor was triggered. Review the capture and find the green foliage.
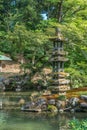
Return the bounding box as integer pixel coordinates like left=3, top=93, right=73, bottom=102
left=48, top=105, right=57, bottom=112
left=0, top=0, right=87, bottom=89
left=57, top=95, right=66, bottom=101
left=69, top=119, right=87, bottom=130
left=65, top=67, right=87, bottom=88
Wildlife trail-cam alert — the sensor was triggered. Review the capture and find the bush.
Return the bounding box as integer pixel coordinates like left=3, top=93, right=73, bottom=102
left=69, top=119, right=87, bottom=130
left=57, top=95, right=66, bottom=101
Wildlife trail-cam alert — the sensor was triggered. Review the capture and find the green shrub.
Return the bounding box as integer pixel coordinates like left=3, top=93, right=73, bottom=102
left=69, top=119, right=87, bottom=130
left=57, top=95, right=66, bottom=101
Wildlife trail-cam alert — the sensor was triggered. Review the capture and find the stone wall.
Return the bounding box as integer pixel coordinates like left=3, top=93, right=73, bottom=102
left=1, top=61, right=20, bottom=73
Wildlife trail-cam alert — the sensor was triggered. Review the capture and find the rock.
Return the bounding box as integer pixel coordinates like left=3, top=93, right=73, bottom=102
left=0, top=101, right=2, bottom=109
left=56, top=100, right=66, bottom=109
left=3, top=79, right=10, bottom=85
left=74, top=107, right=86, bottom=112
left=56, top=101, right=62, bottom=109
left=16, top=85, right=21, bottom=92
left=41, top=104, right=47, bottom=111
left=80, top=102, right=87, bottom=109
left=59, top=109, right=64, bottom=113
left=48, top=105, right=58, bottom=112
left=0, top=77, right=3, bottom=82
left=80, top=95, right=87, bottom=102
left=23, top=101, right=35, bottom=109
left=70, top=109, right=75, bottom=113
left=48, top=99, right=55, bottom=105
left=30, top=92, right=39, bottom=100
left=42, top=90, right=51, bottom=96
left=63, top=106, right=72, bottom=112
left=35, top=98, right=47, bottom=106
left=69, top=97, right=79, bottom=107
left=18, top=98, right=25, bottom=105
left=16, top=88, right=21, bottom=92
left=0, top=82, right=5, bottom=91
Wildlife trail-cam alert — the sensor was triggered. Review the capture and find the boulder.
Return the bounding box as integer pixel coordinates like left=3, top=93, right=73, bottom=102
left=30, top=92, right=39, bottom=100
left=41, top=104, right=47, bottom=111
left=18, top=98, right=25, bottom=105
left=59, top=109, right=64, bottom=113
left=80, top=102, right=87, bottom=109
left=22, top=101, right=35, bottom=109
left=56, top=101, right=62, bottom=109
left=35, top=98, right=47, bottom=106
left=69, top=97, right=79, bottom=107
left=70, top=109, right=75, bottom=113
left=80, top=95, right=87, bottom=102
left=3, top=79, right=10, bottom=85
left=0, top=82, right=5, bottom=91
left=48, top=105, right=58, bottom=112
left=48, top=99, right=56, bottom=105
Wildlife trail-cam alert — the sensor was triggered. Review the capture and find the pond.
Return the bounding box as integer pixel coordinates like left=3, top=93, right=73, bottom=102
left=0, top=110, right=87, bottom=130
left=0, top=92, right=87, bottom=130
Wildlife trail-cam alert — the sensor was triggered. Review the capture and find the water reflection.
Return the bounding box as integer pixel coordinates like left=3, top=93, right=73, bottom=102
left=0, top=92, right=87, bottom=130
left=0, top=110, right=87, bottom=130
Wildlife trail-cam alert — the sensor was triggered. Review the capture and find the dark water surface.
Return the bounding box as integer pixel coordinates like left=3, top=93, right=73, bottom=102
left=0, top=92, right=87, bottom=130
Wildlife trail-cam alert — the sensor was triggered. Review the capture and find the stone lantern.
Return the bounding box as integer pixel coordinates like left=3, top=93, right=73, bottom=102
left=49, top=28, right=70, bottom=95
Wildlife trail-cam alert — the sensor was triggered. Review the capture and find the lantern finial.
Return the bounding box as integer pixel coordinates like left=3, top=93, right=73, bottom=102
left=55, top=27, right=63, bottom=40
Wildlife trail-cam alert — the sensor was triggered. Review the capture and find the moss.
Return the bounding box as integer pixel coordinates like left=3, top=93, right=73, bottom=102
left=57, top=95, right=66, bottom=101
left=48, top=105, right=58, bottom=112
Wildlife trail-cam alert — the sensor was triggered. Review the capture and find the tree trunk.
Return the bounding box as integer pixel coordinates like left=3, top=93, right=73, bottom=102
left=57, top=0, right=63, bottom=22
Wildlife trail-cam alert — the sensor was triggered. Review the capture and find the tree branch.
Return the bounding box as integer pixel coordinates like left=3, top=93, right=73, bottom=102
left=63, top=6, right=85, bottom=19
left=71, top=6, right=85, bottom=16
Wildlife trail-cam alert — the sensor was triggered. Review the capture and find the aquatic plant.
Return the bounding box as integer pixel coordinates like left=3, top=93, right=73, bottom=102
left=69, top=119, right=87, bottom=130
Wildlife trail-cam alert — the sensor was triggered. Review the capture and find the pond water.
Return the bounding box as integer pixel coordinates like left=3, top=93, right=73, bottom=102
left=0, top=92, right=87, bottom=130
left=0, top=110, right=87, bottom=130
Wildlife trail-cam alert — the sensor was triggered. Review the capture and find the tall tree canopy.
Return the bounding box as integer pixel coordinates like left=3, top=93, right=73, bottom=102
left=0, top=0, right=87, bottom=88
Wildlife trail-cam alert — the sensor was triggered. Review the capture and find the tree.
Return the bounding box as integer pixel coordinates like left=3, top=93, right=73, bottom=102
left=37, top=0, right=87, bottom=88
left=0, top=0, right=87, bottom=88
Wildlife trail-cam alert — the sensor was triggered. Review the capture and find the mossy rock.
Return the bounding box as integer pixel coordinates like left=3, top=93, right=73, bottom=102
left=48, top=105, right=58, bottom=112
left=57, top=95, right=66, bottom=101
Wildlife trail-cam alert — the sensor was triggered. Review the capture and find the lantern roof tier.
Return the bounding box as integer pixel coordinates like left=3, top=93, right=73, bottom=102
left=49, top=36, right=65, bottom=42
left=0, top=55, right=12, bottom=61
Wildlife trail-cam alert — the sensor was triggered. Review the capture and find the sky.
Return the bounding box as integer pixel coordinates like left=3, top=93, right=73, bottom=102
left=41, top=13, right=47, bottom=20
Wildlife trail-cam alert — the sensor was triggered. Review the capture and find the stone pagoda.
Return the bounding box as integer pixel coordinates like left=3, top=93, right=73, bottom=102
left=49, top=28, right=70, bottom=95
